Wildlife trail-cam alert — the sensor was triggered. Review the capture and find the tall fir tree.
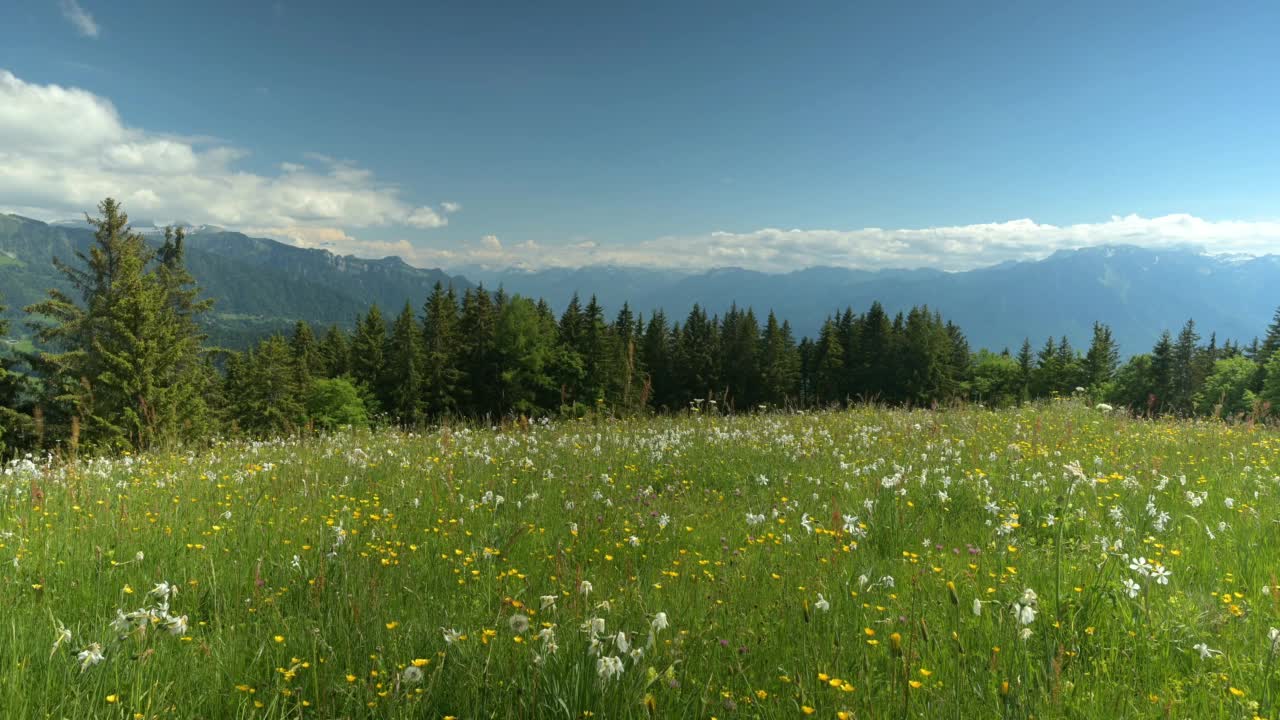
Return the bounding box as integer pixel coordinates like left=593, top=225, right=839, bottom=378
left=384, top=302, right=425, bottom=425
left=320, top=325, right=351, bottom=378
left=1015, top=338, right=1034, bottom=404
left=1256, top=306, right=1280, bottom=392
left=1083, top=322, right=1120, bottom=390
left=25, top=199, right=211, bottom=451
left=226, top=334, right=306, bottom=436
left=640, top=311, right=674, bottom=410
left=855, top=301, right=894, bottom=401
left=1149, top=330, right=1176, bottom=413
left=290, top=321, right=320, bottom=388
left=758, top=311, right=800, bottom=407
left=421, top=283, right=463, bottom=416
left=350, top=305, right=387, bottom=412
left=458, top=287, right=499, bottom=416
left=812, top=318, right=845, bottom=404
left=1169, top=319, right=1201, bottom=414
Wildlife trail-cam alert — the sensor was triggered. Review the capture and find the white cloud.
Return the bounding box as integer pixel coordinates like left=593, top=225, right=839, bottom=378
left=402, top=214, right=1280, bottom=273
left=0, top=69, right=454, bottom=233
left=441, top=201, right=462, bottom=214
left=60, top=0, right=100, bottom=38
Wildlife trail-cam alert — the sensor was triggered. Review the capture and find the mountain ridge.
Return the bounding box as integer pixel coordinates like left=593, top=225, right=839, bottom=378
left=0, top=214, right=471, bottom=347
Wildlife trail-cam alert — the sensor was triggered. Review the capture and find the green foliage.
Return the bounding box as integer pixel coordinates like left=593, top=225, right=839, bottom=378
left=421, top=283, right=462, bottom=416
left=971, top=350, right=1023, bottom=407
left=384, top=303, right=424, bottom=425
left=305, top=377, right=369, bottom=430
left=1261, top=348, right=1280, bottom=414
left=23, top=200, right=212, bottom=451
left=1194, top=356, right=1260, bottom=417
left=224, top=334, right=306, bottom=436
left=493, top=296, right=559, bottom=414
left=350, top=305, right=387, bottom=412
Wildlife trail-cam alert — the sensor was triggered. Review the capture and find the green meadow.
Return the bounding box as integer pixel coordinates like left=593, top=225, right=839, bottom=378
left=3, top=400, right=1280, bottom=719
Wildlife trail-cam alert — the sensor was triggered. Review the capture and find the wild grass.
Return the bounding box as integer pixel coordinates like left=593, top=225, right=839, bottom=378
left=2, top=400, right=1279, bottom=718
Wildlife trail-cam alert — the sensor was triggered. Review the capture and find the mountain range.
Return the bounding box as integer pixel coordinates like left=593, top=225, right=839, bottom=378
left=3, top=213, right=1278, bottom=354
left=465, top=247, right=1280, bottom=353
left=0, top=214, right=471, bottom=348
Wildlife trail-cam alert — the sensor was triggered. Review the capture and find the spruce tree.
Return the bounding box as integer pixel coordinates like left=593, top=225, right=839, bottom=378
left=1260, top=307, right=1280, bottom=365
left=385, top=302, right=425, bottom=425
left=350, top=305, right=387, bottom=412
left=1015, top=339, right=1034, bottom=403
left=758, top=311, right=800, bottom=407
left=421, top=283, right=462, bottom=416
left=494, top=296, right=558, bottom=414
left=1083, top=322, right=1120, bottom=390
left=1261, top=348, right=1280, bottom=414
left=26, top=199, right=211, bottom=450
left=458, top=287, right=499, bottom=416
left=290, top=321, right=320, bottom=388
left=228, top=335, right=306, bottom=436
left=1169, top=319, right=1200, bottom=414
left=1149, top=331, right=1176, bottom=413
left=1256, top=306, right=1280, bottom=392
left=320, top=325, right=351, bottom=377
left=813, top=318, right=845, bottom=405
left=640, top=311, right=673, bottom=410
left=856, top=302, right=893, bottom=401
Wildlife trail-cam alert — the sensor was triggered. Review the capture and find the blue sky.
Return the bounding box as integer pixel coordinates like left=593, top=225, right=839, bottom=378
left=3, top=0, right=1280, bottom=271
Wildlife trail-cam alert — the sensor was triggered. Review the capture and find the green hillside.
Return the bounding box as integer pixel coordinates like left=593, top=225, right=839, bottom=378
left=0, top=215, right=472, bottom=348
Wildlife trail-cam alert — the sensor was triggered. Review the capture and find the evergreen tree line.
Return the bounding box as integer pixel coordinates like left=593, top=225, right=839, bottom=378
left=3, top=199, right=1280, bottom=458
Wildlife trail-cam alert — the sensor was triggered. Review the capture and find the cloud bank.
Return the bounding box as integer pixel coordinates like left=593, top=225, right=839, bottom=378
left=4, top=70, right=1279, bottom=275
left=0, top=69, right=453, bottom=240
left=401, top=214, right=1280, bottom=274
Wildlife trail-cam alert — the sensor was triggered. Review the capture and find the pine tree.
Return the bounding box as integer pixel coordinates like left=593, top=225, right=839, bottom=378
left=1261, top=348, right=1280, bottom=414
left=1083, top=322, right=1120, bottom=390
left=320, top=325, right=351, bottom=377
left=855, top=302, right=894, bottom=401
left=720, top=304, right=761, bottom=409
left=896, top=307, right=949, bottom=406
left=458, top=287, right=499, bottom=416
left=421, top=283, right=463, bottom=416
left=1169, top=319, right=1200, bottom=414
left=1260, top=307, right=1280, bottom=364
left=812, top=318, right=845, bottom=404
left=611, top=303, right=644, bottom=410
left=290, top=321, right=320, bottom=388
left=1149, top=331, right=1175, bottom=413
left=758, top=311, right=800, bottom=407
left=1031, top=337, right=1059, bottom=398
left=579, top=296, right=615, bottom=408
left=25, top=199, right=211, bottom=450
left=1256, top=306, right=1280, bottom=392
left=944, top=320, right=972, bottom=399
left=494, top=296, right=559, bottom=414
left=675, top=305, right=720, bottom=404
left=350, top=305, right=387, bottom=412
left=384, top=303, right=425, bottom=425
left=1015, top=339, right=1034, bottom=404
left=556, top=294, right=588, bottom=405
left=227, top=335, right=306, bottom=436
left=640, top=311, right=673, bottom=410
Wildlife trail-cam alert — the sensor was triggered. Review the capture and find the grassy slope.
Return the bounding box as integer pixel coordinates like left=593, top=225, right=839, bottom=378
left=1, top=402, right=1278, bottom=718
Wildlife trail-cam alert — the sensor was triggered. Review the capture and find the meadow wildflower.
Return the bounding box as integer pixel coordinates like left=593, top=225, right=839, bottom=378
left=77, top=643, right=104, bottom=672
left=597, top=655, right=625, bottom=682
